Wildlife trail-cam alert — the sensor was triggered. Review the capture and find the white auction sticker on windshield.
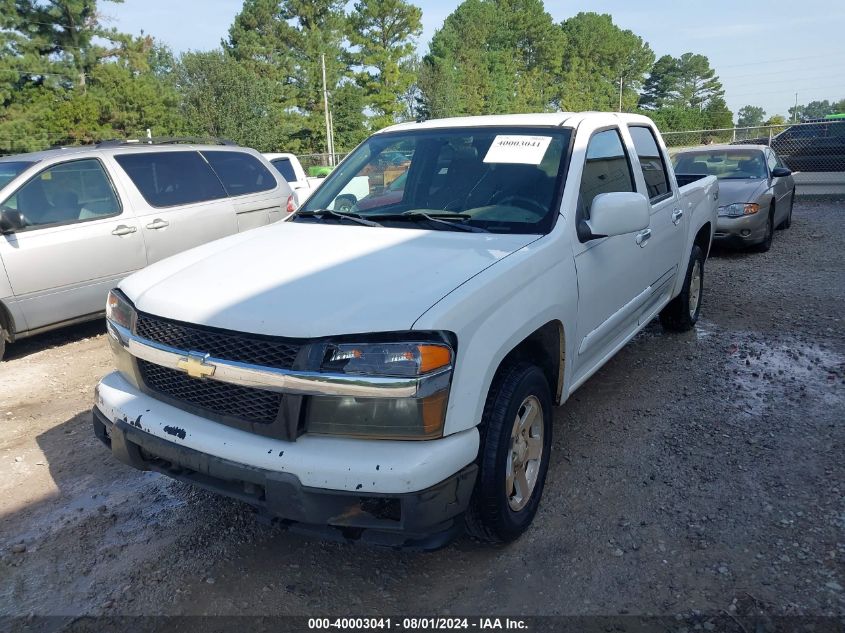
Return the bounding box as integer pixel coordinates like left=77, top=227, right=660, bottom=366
left=483, top=135, right=553, bottom=165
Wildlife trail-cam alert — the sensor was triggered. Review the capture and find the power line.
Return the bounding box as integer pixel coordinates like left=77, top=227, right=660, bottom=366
left=720, top=64, right=845, bottom=81
left=716, top=53, right=840, bottom=70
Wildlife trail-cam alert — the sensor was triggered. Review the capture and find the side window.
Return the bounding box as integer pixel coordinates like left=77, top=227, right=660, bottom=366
left=2, top=158, right=121, bottom=229
left=271, top=158, right=297, bottom=183
left=766, top=151, right=778, bottom=173
left=114, top=151, right=226, bottom=207
left=202, top=151, right=276, bottom=196
left=628, top=125, right=670, bottom=201
left=578, top=128, right=635, bottom=218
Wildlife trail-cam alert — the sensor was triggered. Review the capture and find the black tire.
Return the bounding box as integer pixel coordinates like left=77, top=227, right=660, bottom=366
left=465, top=361, right=553, bottom=544
left=660, top=244, right=705, bottom=332
left=780, top=190, right=794, bottom=230
left=754, top=205, right=775, bottom=252
left=0, top=326, right=6, bottom=362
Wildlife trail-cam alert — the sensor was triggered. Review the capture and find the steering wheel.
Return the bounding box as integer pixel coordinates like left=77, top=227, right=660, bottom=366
left=492, top=195, right=547, bottom=217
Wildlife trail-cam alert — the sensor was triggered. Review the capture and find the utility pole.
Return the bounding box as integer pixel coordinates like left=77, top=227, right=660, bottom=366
left=618, top=76, right=624, bottom=112
left=321, top=54, right=334, bottom=166
left=793, top=92, right=799, bottom=123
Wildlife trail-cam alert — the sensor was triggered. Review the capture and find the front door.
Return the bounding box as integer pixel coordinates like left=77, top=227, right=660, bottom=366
left=0, top=158, right=146, bottom=330
left=571, top=128, right=654, bottom=383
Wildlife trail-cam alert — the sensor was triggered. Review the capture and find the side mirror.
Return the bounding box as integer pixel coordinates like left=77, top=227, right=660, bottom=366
left=586, top=192, right=650, bottom=239
left=0, top=209, right=24, bottom=234
left=771, top=167, right=792, bottom=178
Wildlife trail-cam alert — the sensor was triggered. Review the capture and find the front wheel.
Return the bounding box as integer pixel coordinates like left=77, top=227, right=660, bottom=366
left=660, top=244, right=705, bottom=332
left=465, top=362, right=553, bottom=544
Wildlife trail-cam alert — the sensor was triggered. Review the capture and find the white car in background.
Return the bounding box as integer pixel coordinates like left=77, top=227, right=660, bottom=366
left=264, top=152, right=370, bottom=210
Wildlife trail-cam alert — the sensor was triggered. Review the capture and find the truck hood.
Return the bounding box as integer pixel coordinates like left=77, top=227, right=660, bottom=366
left=121, top=221, right=536, bottom=338
left=717, top=178, right=769, bottom=206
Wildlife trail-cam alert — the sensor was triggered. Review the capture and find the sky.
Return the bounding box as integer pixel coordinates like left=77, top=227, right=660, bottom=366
left=107, top=0, right=845, bottom=121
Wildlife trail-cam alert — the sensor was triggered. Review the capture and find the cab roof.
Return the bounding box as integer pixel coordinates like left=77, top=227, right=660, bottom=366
left=378, top=111, right=657, bottom=133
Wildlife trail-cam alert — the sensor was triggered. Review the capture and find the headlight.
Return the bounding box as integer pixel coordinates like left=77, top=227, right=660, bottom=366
left=321, top=342, right=452, bottom=376
left=718, top=203, right=759, bottom=217
left=106, top=288, right=136, bottom=330
left=105, top=289, right=139, bottom=386
left=306, top=339, right=454, bottom=439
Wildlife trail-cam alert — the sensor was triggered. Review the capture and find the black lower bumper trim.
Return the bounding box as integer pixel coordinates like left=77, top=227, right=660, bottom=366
left=92, top=407, right=476, bottom=550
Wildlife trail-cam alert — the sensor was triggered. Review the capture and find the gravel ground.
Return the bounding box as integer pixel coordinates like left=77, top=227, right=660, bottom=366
left=1, top=198, right=843, bottom=628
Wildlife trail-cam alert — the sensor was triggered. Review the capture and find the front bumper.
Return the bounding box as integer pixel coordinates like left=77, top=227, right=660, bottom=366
left=93, top=372, right=479, bottom=549
left=714, top=211, right=768, bottom=245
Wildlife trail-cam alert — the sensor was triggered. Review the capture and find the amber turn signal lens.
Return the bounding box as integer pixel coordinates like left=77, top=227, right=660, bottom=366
left=418, top=344, right=452, bottom=374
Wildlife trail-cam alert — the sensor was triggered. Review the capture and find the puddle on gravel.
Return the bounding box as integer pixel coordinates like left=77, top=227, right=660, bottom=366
left=724, top=334, right=844, bottom=416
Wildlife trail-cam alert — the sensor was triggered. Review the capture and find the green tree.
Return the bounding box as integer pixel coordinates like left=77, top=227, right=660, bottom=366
left=555, top=13, right=654, bottom=112
left=640, top=52, right=724, bottom=111
left=737, top=105, right=766, bottom=128
left=420, top=0, right=563, bottom=118
left=788, top=99, right=835, bottom=121
left=177, top=50, right=292, bottom=151
left=349, top=0, right=422, bottom=130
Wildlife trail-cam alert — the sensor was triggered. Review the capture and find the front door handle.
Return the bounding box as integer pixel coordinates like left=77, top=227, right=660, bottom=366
left=635, top=228, right=652, bottom=247
left=146, top=219, right=170, bottom=230
left=111, top=225, right=137, bottom=236
left=672, top=209, right=684, bottom=225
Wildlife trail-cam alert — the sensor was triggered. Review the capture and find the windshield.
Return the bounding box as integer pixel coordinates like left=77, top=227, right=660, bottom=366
left=298, top=126, right=572, bottom=234
left=673, top=150, right=767, bottom=180
left=0, top=161, right=36, bottom=190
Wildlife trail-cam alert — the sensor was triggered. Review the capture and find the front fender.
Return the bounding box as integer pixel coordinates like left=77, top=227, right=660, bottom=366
left=413, top=233, right=578, bottom=436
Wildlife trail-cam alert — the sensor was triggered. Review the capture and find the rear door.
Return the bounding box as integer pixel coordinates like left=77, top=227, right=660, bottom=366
left=110, top=150, right=235, bottom=264
left=0, top=157, right=146, bottom=330
left=571, top=126, right=654, bottom=381
left=626, top=124, right=685, bottom=314
left=202, top=150, right=287, bottom=230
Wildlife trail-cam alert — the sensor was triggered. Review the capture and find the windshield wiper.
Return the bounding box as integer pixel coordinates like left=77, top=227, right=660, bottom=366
left=295, top=208, right=382, bottom=227
left=370, top=211, right=490, bottom=233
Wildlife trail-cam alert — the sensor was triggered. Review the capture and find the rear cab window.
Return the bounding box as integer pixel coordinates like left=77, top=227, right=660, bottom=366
left=202, top=151, right=277, bottom=197
left=114, top=151, right=227, bottom=207
left=628, top=125, right=671, bottom=202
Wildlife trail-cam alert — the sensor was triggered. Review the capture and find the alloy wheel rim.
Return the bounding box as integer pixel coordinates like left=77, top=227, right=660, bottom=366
left=688, top=259, right=702, bottom=319
left=506, top=395, right=544, bottom=511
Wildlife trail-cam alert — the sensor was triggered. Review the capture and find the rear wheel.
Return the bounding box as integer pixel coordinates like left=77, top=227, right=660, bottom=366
left=754, top=205, right=775, bottom=252
left=660, top=244, right=704, bottom=332
left=0, top=326, right=7, bottom=362
left=465, top=362, right=553, bottom=544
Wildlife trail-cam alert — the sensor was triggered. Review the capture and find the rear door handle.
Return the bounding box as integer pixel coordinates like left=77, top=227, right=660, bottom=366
left=635, top=228, right=652, bottom=247
left=111, top=225, right=137, bottom=236
left=672, top=209, right=684, bottom=225
left=146, top=219, right=170, bottom=230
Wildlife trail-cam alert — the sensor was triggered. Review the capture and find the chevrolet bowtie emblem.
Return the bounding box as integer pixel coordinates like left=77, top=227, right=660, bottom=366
left=177, top=352, right=216, bottom=379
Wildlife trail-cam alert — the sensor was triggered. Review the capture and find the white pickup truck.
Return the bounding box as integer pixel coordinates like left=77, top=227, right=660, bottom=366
left=94, top=113, right=717, bottom=549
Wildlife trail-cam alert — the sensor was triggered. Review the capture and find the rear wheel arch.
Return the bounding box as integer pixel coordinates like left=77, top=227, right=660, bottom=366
left=693, top=221, right=712, bottom=260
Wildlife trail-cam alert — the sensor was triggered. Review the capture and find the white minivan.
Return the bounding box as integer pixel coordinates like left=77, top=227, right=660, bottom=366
left=0, top=142, right=293, bottom=360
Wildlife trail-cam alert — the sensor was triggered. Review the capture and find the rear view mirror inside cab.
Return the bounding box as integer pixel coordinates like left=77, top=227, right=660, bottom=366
left=586, top=192, right=650, bottom=239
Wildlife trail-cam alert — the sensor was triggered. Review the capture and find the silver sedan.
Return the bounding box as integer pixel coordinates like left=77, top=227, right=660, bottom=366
left=672, top=144, right=795, bottom=252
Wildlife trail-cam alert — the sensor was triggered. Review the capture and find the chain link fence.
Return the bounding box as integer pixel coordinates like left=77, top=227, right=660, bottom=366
left=662, top=119, right=845, bottom=194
